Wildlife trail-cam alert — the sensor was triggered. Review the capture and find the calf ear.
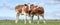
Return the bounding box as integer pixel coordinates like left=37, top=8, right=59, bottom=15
left=24, top=4, right=27, bottom=6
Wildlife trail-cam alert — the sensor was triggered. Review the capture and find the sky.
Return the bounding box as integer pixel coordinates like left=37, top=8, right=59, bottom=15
left=0, top=0, right=60, bottom=20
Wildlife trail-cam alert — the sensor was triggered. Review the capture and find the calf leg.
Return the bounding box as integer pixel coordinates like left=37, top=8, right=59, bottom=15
left=37, top=15, right=40, bottom=24
left=15, top=12, right=20, bottom=23
left=31, top=15, right=34, bottom=23
left=29, top=16, right=32, bottom=24
left=42, top=15, right=46, bottom=24
left=24, top=13, right=27, bottom=24
left=29, top=14, right=34, bottom=24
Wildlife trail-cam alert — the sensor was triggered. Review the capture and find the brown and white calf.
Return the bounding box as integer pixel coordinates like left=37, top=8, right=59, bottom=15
left=15, top=4, right=32, bottom=24
left=30, top=4, right=46, bottom=24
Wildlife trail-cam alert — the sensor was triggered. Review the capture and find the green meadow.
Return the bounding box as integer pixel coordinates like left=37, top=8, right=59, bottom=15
left=0, top=20, right=60, bottom=25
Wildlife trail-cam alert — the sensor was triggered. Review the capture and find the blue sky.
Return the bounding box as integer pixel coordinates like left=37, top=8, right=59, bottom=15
left=0, top=0, right=60, bottom=20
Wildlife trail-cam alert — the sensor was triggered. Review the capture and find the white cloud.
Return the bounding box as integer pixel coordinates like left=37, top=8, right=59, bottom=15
left=46, top=0, right=60, bottom=5
left=55, top=14, right=60, bottom=16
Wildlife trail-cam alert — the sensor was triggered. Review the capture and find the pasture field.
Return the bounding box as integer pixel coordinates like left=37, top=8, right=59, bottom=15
left=0, top=20, right=60, bottom=25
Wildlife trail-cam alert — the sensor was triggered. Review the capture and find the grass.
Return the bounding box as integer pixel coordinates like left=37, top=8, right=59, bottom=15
left=0, top=20, right=60, bottom=25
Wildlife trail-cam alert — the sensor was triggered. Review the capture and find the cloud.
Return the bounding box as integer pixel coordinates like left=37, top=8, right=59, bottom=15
left=0, top=2, right=15, bottom=10
left=54, top=0, right=60, bottom=1
left=46, top=0, right=60, bottom=5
